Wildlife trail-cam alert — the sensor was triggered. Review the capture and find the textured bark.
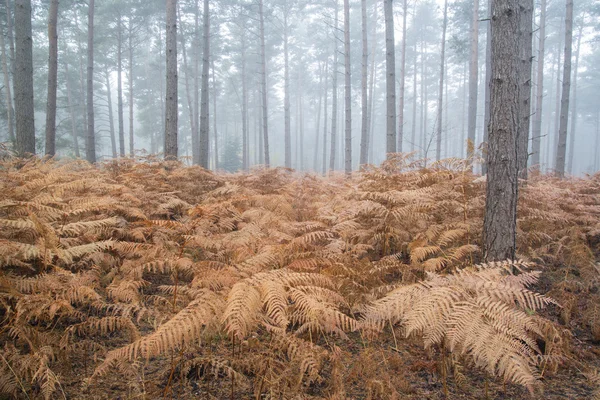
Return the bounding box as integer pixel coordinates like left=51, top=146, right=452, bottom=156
left=467, top=0, right=479, bottom=161
left=343, top=0, right=351, bottom=175
left=530, top=0, right=546, bottom=169
left=329, top=0, right=338, bottom=173
left=44, top=0, right=58, bottom=156
left=566, top=23, right=582, bottom=175
left=85, top=0, right=95, bottom=163
left=258, top=0, right=270, bottom=167
left=284, top=10, right=291, bottom=169
left=483, top=0, right=520, bottom=262
left=554, top=0, right=572, bottom=178
left=64, top=61, right=80, bottom=157
left=384, top=0, right=396, bottom=156
left=397, top=0, right=408, bottom=153
left=517, top=0, right=533, bottom=177
left=435, top=0, right=448, bottom=162
left=359, top=0, right=368, bottom=165
left=164, top=0, right=178, bottom=159
left=0, top=20, right=14, bottom=142
left=482, top=0, right=492, bottom=174
left=199, top=0, right=210, bottom=168
left=14, top=0, right=35, bottom=155
left=106, top=72, right=117, bottom=158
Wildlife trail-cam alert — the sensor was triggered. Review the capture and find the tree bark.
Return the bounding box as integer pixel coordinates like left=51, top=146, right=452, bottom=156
left=397, top=0, right=408, bottom=153
left=359, top=0, right=368, bottom=165
left=0, top=18, right=14, bottom=143
left=467, top=0, right=479, bottom=162
left=14, top=0, right=35, bottom=155
left=85, top=0, right=95, bottom=163
left=517, top=0, right=533, bottom=178
left=44, top=0, right=58, bottom=156
left=566, top=21, right=582, bottom=175
left=483, top=0, right=519, bottom=262
left=329, top=0, right=338, bottom=173
left=554, top=0, right=573, bottom=178
left=530, top=0, right=546, bottom=170
left=164, top=0, right=178, bottom=159
left=436, top=0, right=448, bottom=162
left=193, top=0, right=200, bottom=164
left=198, top=0, right=210, bottom=168
left=106, top=71, right=117, bottom=158
left=258, top=0, right=270, bottom=167
left=384, top=0, right=396, bottom=156
left=343, top=0, right=351, bottom=175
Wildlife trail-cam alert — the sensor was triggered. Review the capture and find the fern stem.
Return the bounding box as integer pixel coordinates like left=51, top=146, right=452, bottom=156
left=0, top=353, right=31, bottom=400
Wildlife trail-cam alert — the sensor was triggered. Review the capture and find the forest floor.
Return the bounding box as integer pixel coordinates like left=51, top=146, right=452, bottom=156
left=0, top=155, right=599, bottom=400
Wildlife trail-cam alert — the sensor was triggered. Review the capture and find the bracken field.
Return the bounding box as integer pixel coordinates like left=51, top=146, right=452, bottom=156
left=0, top=154, right=599, bottom=399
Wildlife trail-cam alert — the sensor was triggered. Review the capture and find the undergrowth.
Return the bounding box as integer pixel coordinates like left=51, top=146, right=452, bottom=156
left=0, top=154, right=599, bottom=399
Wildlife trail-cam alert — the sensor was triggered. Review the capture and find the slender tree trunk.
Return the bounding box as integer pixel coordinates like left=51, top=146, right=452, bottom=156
left=117, top=14, right=125, bottom=156
left=241, top=21, right=248, bottom=170
left=44, top=0, right=58, bottom=156
left=555, top=0, right=573, bottom=178
left=483, top=0, right=519, bottom=261
left=128, top=20, right=134, bottom=157
left=284, top=11, right=291, bottom=168
left=411, top=28, right=418, bottom=153
left=157, top=24, right=165, bottom=154
left=367, top=2, right=377, bottom=163
left=467, top=0, right=479, bottom=161
left=14, top=0, right=35, bottom=155
left=258, top=0, right=270, bottom=167
left=397, top=0, right=408, bottom=153
left=322, top=60, right=328, bottom=175
left=199, top=0, right=210, bottom=168
left=551, top=21, right=564, bottom=172
left=194, top=0, right=200, bottom=164
left=343, top=0, right=352, bottom=174
left=359, top=0, right=368, bottom=164
left=64, top=61, right=80, bottom=157
left=74, top=13, right=89, bottom=158
left=85, top=0, right=95, bottom=163
left=314, top=62, right=323, bottom=171
left=482, top=0, right=492, bottom=174
left=212, top=58, right=218, bottom=170
left=329, top=0, right=338, bottom=173
left=164, top=0, right=178, bottom=159
left=106, top=72, right=117, bottom=158
left=6, top=0, right=14, bottom=75
left=384, top=0, right=396, bottom=156
left=0, top=19, right=14, bottom=142
left=530, top=0, right=545, bottom=170
left=566, top=22, right=582, bottom=175
left=516, top=0, right=533, bottom=177
left=299, top=71, right=305, bottom=170
left=436, top=0, right=448, bottom=162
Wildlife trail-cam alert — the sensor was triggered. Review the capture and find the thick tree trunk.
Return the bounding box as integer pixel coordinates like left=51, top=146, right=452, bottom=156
left=64, top=61, right=80, bottom=157
left=483, top=0, right=519, bottom=262
left=164, top=0, right=178, bottom=159
left=397, top=0, right=408, bottom=153
left=117, top=14, right=125, bottom=156
left=0, top=20, right=14, bottom=142
left=128, top=20, right=134, bottom=157
left=467, top=0, right=479, bottom=162
left=566, top=22, right=582, bottom=175
left=284, top=11, right=291, bottom=169
left=530, top=0, right=546, bottom=170
left=517, top=0, right=533, bottom=178
left=14, top=0, right=35, bottom=155
left=85, top=0, right=95, bottom=163
left=106, top=72, right=117, bottom=158
left=258, top=0, right=270, bottom=167
left=359, top=0, right=368, bottom=165
left=436, top=0, right=448, bottom=162
left=384, top=0, right=396, bottom=156
left=554, top=0, right=573, bottom=178
left=343, top=0, right=351, bottom=174
left=199, top=0, right=210, bottom=168
left=329, top=0, right=338, bottom=173
left=44, top=0, right=58, bottom=156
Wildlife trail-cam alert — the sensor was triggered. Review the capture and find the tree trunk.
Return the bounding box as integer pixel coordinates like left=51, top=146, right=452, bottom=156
left=467, top=0, right=479, bottom=162
left=314, top=62, right=323, bottom=171
left=258, top=0, right=270, bottom=167
left=284, top=11, right=291, bottom=168
left=128, top=19, right=134, bottom=157
left=384, top=0, right=396, bottom=156
left=329, top=0, right=338, bottom=173
left=359, top=0, right=368, bottom=165
left=43, top=0, right=58, bottom=156
left=566, top=22, right=582, bottom=175
left=551, top=21, right=564, bottom=172
left=322, top=60, right=328, bottom=175
left=367, top=2, right=377, bottom=163
left=482, top=0, right=492, bottom=174
left=64, top=61, right=80, bottom=157
left=198, top=0, right=210, bottom=168
left=530, top=0, right=546, bottom=170
left=117, top=14, right=125, bottom=156
left=411, top=28, right=418, bottom=153
left=241, top=19, right=248, bottom=171
left=212, top=58, right=218, bottom=170
left=436, top=0, right=448, bottom=162
left=14, top=0, right=35, bottom=155
left=106, top=72, right=117, bottom=158
left=194, top=0, right=200, bottom=164
left=483, top=0, right=519, bottom=262
left=164, top=0, right=178, bottom=159
left=516, top=0, right=533, bottom=178
left=554, top=0, right=573, bottom=178
left=6, top=0, right=14, bottom=75
left=343, top=0, right=352, bottom=175
left=0, top=19, right=14, bottom=143
left=397, top=0, right=408, bottom=153
left=85, top=0, right=95, bottom=163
